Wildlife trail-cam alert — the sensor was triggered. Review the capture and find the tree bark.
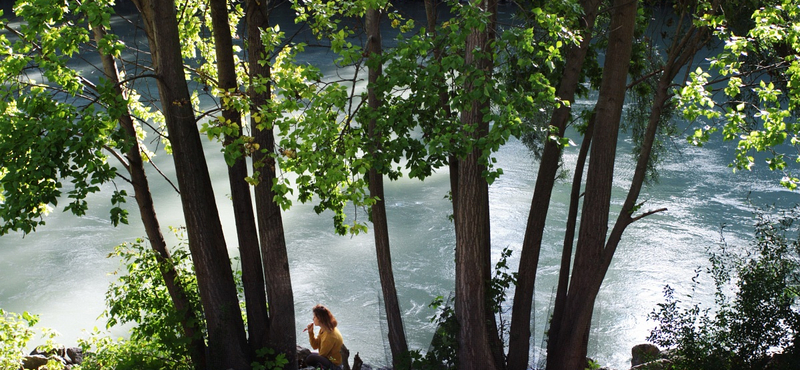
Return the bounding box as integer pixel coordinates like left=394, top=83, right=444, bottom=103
left=92, top=24, right=207, bottom=370
left=365, top=6, right=410, bottom=368
left=505, top=1, right=601, bottom=368
left=454, top=1, right=503, bottom=369
left=130, top=1, right=250, bottom=369
left=246, top=1, right=297, bottom=367
left=208, top=0, right=270, bottom=355
left=545, top=0, right=637, bottom=369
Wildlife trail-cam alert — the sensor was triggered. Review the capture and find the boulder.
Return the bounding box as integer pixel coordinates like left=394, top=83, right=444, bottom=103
left=22, top=355, right=48, bottom=369
left=66, top=347, right=83, bottom=365
left=631, top=343, right=661, bottom=367
left=631, top=358, right=672, bottom=370
left=296, top=345, right=312, bottom=368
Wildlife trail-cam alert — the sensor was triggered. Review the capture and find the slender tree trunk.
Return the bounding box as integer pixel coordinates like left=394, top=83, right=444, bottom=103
left=545, top=0, right=637, bottom=369
left=208, top=0, right=270, bottom=355
left=505, top=1, right=601, bottom=368
left=131, top=1, right=250, bottom=369
left=547, top=111, right=594, bottom=367
left=92, top=24, right=207, bottom=370
left=246, top=1, right=297, bottom=367
left=455, top=1, right=503, bottom=369
left=365, top=6, right=410, bottom=368
left=603, top=0, right=716, bottom=275
left=424, top=0, right=460, bottom=218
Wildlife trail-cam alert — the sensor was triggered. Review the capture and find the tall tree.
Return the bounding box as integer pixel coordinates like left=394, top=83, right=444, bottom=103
left=365, top=3, right=410, bottom=367
left=454, top=1, right=505, bottom=369
left=90, top=21, right=208, bottom=370
left=540, top=1, right=723, bottom=368
left=208, top=0, right=270, bottom=357
left=505, top=1, right=601, bottom=368
left=544, top=0, right=638, bottom=368
left=129, top=0, right=251, bottom=368
left=245, top=0, right=297, bottom=366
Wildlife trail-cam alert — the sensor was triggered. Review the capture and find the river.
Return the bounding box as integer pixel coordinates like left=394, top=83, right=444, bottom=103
left=0, top=2, right=796, bottom=369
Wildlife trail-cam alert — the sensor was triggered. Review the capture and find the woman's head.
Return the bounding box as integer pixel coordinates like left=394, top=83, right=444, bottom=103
left=313, top=304, right=337, bottom=331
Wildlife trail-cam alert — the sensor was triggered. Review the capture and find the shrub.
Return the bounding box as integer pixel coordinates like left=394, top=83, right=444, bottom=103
left=648, top=206, right=800, bottom=370
left=77, top=229, right=204, bottom=369
left=0, top=309, right=63, bottom=370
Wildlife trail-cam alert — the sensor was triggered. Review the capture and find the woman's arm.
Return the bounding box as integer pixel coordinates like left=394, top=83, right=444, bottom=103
left=308, top=328, right=321, bottom=350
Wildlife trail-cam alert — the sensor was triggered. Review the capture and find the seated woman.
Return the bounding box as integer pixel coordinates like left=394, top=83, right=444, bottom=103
left=305, top=304, right=344, bottom=369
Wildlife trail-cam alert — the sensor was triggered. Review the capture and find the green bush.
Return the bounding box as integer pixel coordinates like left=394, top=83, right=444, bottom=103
left=77, top=330, right=194, bottom=370
left=0, top=309, right=63, bottom=370
left=102, top=234, right=204, bottom=362
left=75, top=229, right=204, bottom=370
left=648, top=206, right=800, bottom=370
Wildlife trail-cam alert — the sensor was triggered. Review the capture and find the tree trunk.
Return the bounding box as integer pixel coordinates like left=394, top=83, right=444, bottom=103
left=505, top=1, right=601, bottom=368
left=92, top=24, right=207, bottom=370
left=365, top=6, right=410, bottom=368
left=131, top=1, right=250, bottom=369
left=246, top=1, right=297, bottom=367
left=547, top=110, right=594, bottom=369
left=208, top=0, right=270, bottom=355
left=455, top=1, right=503, bottom=369
left=545, top=0, right=637, bottom=369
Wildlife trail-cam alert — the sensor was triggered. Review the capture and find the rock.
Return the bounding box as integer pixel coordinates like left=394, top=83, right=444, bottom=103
left=22, top=355, right=48, bottom=369
left=296, top=345, right=311, bottom=367
left=631, top=343, right=661, bottom=367
left=66, top=347, right=83, bottom=365
left=631, top=358, right=672, bottom=370
left=30, top=346, right=66, bottom=358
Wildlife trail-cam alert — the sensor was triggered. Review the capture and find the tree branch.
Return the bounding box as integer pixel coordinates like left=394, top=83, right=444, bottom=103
left=143, top=151, right=181, bottom=194
left=630, top=207, right=667, bottom=223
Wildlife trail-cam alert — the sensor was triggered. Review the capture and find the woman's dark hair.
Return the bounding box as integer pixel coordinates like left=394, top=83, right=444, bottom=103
left=313, top=304, right=338, bottom=331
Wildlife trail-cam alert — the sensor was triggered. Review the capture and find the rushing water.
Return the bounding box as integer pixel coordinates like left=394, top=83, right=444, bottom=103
left=1, top=2, right=797, bottom=369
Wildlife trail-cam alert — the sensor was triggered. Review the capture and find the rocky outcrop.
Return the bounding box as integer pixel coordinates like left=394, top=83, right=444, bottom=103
left=21, top=347, right=83, bottom=370
left=631, top=343, right=662, bottom=368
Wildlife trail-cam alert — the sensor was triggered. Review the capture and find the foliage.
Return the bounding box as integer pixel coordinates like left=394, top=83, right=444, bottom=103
left=585, top=358, right=601, bottom=370
left=648, top=205, right=800, bottom=370
left=489, top=246, right=518, bottom=351
left=0, top=0, right=181, bottom=235
left=101, top=229, right=204, bottom=366
left=376, top=0, right=567, bottom=183
left=0, top=309, right=62, bottom=370
left=77, top=331, right=193, bottom=370
left=75, top=227, right=277, bottom=370
left=266, top=0, right=574, bottom=236
left=251, top=347, right=290, bottom=370
left=507, top=0, right=595, bottom=160
left=680, top=0, right=800, bottom=190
